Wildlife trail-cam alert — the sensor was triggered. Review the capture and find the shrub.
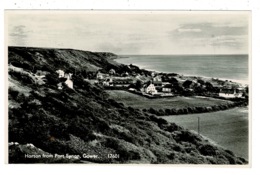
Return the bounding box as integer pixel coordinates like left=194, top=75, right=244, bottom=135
left=9, top=88, right=19, bottom=99
left=175, top=130, right=202, bottom=144
left=148, top=108, right=157, bottom=115
left=198, top=144, right=217, bottom=156
left=165, top=123, right=182, bottom=132
left=165, top=108, right=171, bottom=115
left=9, top=71, right=34, bottom=84
left=171, top=109, right=177, bottom=115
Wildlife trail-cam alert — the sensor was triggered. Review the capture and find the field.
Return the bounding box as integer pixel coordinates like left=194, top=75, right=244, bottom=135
left=106, top=90, right=233, bottom=110
left=161, top=107, right=249, bottom=159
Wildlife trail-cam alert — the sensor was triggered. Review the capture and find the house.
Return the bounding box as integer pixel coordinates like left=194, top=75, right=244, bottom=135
left=162, top=84, right=173, bottom=93
left=56, top=69, right=65, bottom=78
left=65, top=72, right=73, bottom=89
left=112, top=78, right=133, bottom=87
left=143, top=82, right=157, bottom=95
left=65, top=79, right=73, bottom=89
left=96, top=71, right=103, bottom=80
left=103, top=78, right=113, bottom=87
left=56, top=69, right=73, bottom=89
left=96, top=71, right=110, bottom=80
left=219, top=88, right=243, bottom=98
left=152, top=75, right=163, bottom=89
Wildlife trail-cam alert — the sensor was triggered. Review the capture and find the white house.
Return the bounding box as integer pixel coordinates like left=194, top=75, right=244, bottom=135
left=144, top=83, right=157, bottom=94
left=65, top=73, right=73, bottom=89
left=65, top=79, right=73, bottom=89
left=56, top=69, right=73, bottom=89
left=56, top=69, right=65, bottom=78
left=219, top=88, right=243, bottom=98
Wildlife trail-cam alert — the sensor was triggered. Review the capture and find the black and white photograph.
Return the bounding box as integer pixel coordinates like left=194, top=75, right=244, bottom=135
left=6, top=10, right=250, bottom=164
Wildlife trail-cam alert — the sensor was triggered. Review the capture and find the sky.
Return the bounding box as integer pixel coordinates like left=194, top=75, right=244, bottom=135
left=6, top=11, right=249, bottom=55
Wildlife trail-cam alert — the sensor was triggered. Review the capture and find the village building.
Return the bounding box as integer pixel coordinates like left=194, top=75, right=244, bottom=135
left=112, top=78, right=133, bottom=87
left=96, top=71, right=110, bottom=80
left=162, top=84, right=173, bottom=93
left=56, top=69, right=73, bottom=89
left=143, top=82, right=158, bottom=95
left=96, top=71, right=104, bottom=80
left=152, top=75, right=163, bottom=90
left=64, top=73, right=73, bottom=89
left=219, top=88, right=243, bottom=98
left=56, top=69, right=65, bottom=78
left=65, top=79, right=73, bottom=89
left=103, top=78, right=113, bottom=87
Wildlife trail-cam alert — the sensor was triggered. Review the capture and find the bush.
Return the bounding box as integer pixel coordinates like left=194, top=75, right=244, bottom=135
left=198, top=144, right=217, bottom=156
left=175, top=130, right=202, bottom=144
left=165, top=123, right=182, bottom=132
left=9, top=88, right=19, bottom=99
left=9, top=71, right=34, bottom=84
left=148, top=108, right=157, bottom=115
left=165, top=108, right=171, bottom=115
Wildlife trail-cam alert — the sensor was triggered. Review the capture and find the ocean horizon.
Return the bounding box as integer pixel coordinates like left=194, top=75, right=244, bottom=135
left=116, top=54, right=249, bottom=85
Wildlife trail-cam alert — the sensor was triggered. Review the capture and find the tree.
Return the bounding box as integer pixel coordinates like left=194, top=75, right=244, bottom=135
left=183, top=80, right=193, bottom=89
left=205, top=82, right=214, bottom=92
left=197, top=79, right=205, bottom=86
left=135, top=80, right=142, bottom=90
left=169, top=78, right=179, bottom=85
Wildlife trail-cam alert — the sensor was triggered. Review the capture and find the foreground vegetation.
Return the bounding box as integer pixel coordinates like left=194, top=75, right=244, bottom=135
left=8, top=46, right=247, bottom=164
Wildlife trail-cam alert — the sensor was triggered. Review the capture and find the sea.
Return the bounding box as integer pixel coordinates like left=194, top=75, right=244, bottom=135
left=116, top=55, right=249, bottom=85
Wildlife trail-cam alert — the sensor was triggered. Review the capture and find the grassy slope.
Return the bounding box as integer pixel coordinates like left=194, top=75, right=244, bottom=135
left=106, top=90, right=233, bottom=110
left=8, top=46, right=247, bottom=164
left=161, top=107, right=249, bottom=159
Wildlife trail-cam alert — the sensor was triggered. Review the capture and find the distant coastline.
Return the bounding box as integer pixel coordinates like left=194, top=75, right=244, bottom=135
left=116, top=54, right=249, bottom=86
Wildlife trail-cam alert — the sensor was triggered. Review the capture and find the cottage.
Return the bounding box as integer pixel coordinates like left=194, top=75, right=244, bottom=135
left=143, top=83, right=157, bottom=95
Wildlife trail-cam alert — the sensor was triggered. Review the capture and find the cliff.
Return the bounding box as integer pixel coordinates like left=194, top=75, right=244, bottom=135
left=8, top=46, right=247, bottom=164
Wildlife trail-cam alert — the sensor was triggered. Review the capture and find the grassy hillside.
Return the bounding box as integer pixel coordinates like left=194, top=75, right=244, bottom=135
left=8, top=46, right=247, bottom=164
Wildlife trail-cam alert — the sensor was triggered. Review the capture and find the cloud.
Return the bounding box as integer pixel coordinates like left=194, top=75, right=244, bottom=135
left=9, top=25, right=28, bottom=37
left=169, top=22, right=248, bottom=53
left=9, top=25, right=31, bottom=46
left=177, top=28, right=202, bottom=33
left=173, top=22, right=247, bottom=38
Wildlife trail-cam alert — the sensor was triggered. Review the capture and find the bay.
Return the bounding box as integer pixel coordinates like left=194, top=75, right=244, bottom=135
left=116, top=55, right=249, bottom=84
